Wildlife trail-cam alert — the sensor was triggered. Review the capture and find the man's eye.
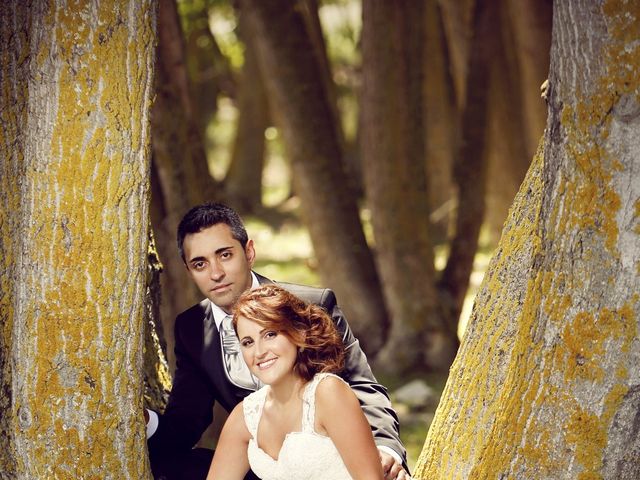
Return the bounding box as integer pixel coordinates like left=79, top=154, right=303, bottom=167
left=220, top=251, right=232, bottom=259
left=193, top=262, right=206, bottom=270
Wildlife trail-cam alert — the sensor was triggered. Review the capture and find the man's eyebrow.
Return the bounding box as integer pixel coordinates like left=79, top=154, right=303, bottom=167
left=187, top=246, right=233, bottom=264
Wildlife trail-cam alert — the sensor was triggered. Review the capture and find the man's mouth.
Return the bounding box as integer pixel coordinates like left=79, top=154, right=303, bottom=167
left=211, top=283, right=231, bottom=292
left=257, top=358, right=276, bottom=370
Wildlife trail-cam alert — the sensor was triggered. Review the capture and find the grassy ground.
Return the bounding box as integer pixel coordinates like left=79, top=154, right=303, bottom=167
left=244, top=211, right=493, bottom=471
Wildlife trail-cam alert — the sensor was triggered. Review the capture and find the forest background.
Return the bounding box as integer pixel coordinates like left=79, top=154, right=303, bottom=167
left=147, top=0, right=551, bottom=467
left=4, top=0, right=638, bottom=478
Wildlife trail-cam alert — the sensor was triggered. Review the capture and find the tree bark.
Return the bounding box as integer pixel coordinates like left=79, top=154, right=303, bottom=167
left=0, top=1, right=156, bottom=477
left=415, top=2, right=640, bottom=478
left=238, top=0, right=389, bottom=355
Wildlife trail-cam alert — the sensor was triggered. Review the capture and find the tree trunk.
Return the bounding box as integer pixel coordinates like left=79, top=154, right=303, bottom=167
left=182, top=1, right=236, bottom=133
left=143, top=231, right=172, bottom=413
left=507, top=0, right=552, bottom=159
left=224, top=12, right=269, bottom=214
left=439, top=0, right=475, bottom=109
left=238, top=0, right=389, bottom=355
left=154, top=0, right=216, bottom=206
left=415, top=2, right=640, bottom=478
left=361, top=0, right=455, bottom=372
left=424, top=0, right=458, bottom=244
left=437, top=0, right=495, bottom=348
left=151, top=0, right=216, bottom=372
left=484, top=0, right=551, bottom=242
left=0, top=1, right=156, bottom=478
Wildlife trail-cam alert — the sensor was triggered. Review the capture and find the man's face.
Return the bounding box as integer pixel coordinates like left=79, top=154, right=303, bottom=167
left=182, top=223, right=255, bottom=313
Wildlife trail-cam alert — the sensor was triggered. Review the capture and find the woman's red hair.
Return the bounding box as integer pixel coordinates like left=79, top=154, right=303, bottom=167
left=232, top=285, right=345, bottom=381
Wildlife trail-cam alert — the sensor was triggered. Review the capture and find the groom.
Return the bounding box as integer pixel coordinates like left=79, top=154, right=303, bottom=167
left=146, top=202, right=410, bottom=479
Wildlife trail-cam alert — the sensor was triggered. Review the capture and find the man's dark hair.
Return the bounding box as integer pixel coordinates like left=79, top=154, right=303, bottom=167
left=177, top=202, right=249, bottom=262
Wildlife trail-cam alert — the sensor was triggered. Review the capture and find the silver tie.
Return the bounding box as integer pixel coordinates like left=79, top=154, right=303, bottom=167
left=221, top=315, right=260, bottom=390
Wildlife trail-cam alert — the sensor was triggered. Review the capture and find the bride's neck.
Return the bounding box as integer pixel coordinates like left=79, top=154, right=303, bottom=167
left=269, top=374, right=307, bottom=405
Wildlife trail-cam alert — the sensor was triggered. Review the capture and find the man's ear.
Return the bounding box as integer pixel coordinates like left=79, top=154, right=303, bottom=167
left=245, top=239, right=256, bottom=267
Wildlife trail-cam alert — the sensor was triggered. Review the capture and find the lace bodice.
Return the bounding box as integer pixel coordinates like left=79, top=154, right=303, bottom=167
left=242, top=373, right=353, bottom=480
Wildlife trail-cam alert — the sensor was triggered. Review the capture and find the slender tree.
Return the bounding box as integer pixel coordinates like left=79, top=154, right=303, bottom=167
left=415, top=1, right=640, bottom=477
left=224, top=11, right=270, bottom=214
left=423, top=0, right=458, bottom=244
left=181, top=0, right=236, bottom=133
left=0, top=1, right=156, bottom=477
left=151, top=0, right=217, bottom=371
left=437, top=0, right=495, bottom=348
left=361, top=0, right=455, bottom=372
left=238, top=0, right=389, bottom=353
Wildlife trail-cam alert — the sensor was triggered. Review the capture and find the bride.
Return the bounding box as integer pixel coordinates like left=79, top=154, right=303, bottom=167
left=206, top=284, right=386, bottom=480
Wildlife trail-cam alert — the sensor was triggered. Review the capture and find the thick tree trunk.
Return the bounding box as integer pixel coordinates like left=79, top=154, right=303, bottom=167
left=415, top=2, right=640, bottom=478
left=361, top=0, right=455, bottom=372
left=239, top=0, right=389, bottom=355
left=0, top=1, right=156, bottom=478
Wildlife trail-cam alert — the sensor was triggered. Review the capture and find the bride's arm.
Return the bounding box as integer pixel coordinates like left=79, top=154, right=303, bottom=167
left=206, top=402, right=251, bottom=480
left=316, top=376, right=385, bottom=480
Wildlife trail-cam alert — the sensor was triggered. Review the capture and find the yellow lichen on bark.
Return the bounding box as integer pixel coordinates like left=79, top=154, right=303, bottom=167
left=414, top=1, right=639, bottom=479
left=2, top=1, right=156, bottom=479
left=0, top=3, right=32, bottom=473
left=414, top=139, right=547, bottom=478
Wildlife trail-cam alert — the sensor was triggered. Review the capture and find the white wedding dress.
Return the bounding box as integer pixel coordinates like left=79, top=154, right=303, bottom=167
left=243, top=373, right=353, bottom=480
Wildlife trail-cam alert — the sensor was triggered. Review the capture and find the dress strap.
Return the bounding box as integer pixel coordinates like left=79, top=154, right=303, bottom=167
left=243, top=385, right=269, bottom=438
left=301, top=373, right=343, bottom=433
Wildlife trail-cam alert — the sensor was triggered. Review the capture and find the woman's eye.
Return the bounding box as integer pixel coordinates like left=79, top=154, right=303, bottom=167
left=241, top=339, right=253, bottom=347
left=265, top=331, right=277, bottom=339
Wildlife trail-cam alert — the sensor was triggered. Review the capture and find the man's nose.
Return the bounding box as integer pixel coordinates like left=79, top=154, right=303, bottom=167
left=209, top=260, right=224, bottom=280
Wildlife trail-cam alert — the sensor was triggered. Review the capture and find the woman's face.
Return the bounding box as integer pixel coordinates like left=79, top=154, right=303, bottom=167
left=236, top=315, right=298, bottom=386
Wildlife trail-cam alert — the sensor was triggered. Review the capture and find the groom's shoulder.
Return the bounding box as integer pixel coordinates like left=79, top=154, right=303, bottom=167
left=275, top=281, right=337, bottom=310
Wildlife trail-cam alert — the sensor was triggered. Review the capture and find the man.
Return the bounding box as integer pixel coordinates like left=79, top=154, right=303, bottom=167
left=146, top=202, right=410, bottom=479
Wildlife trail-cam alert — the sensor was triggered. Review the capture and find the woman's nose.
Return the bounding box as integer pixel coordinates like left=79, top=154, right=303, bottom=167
left=255, top=340, right=267, bottom=358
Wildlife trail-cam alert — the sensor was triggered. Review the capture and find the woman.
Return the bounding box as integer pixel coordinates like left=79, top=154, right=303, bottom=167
left=206, top=284, right=385, bottom=480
